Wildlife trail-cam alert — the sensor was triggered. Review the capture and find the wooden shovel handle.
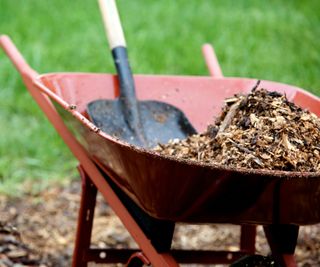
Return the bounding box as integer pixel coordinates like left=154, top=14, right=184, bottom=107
left=98, top=0, right=126, bottom=49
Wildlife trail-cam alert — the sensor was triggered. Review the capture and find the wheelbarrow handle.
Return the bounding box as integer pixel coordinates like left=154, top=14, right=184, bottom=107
left=202, top=43, right=224, bottom=78
left=0, top=35, right=37, bottom=79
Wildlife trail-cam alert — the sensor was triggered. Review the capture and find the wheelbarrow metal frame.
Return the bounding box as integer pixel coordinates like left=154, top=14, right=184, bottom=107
left=0, top=35, right=300, bottom=266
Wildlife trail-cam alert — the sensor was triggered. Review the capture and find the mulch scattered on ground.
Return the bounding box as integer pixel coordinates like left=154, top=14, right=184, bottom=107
left=0, top=221, right=44, bottom=266
left=155, top=84, right=320, bottom=172
left=0, top=179, right=319, bottom=267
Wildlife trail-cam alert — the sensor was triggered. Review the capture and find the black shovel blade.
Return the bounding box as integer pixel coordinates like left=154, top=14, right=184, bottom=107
left=87, top=99, right=197, bottom=148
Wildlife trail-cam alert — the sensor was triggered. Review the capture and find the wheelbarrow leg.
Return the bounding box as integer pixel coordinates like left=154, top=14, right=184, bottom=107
left=263, top=224, right=299, bottom=267
left=240, top=225, right=256, bottom=254
left=72, top=165, right=98, bottom=267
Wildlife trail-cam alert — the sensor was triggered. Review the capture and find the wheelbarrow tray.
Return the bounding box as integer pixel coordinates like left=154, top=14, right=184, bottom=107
left=34, top=73, right=320, bottom=225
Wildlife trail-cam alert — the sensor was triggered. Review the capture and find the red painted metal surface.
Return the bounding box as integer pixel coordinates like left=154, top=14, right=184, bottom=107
left=1, top=35, right=320, bottom=225
left=0, top=35, right=318, bottom=266
left=72, top=166, right=97, bottom=267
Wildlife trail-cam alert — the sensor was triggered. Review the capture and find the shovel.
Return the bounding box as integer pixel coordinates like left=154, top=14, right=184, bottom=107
left=87, top=0, right=196, bottom=148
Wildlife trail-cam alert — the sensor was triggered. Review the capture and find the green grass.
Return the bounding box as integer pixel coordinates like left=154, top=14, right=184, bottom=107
left=0, top=0, right=319, bottom=193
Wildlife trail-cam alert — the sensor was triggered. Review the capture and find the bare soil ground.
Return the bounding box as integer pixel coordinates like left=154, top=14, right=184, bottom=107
left=0, top=179, right=319, bottom=266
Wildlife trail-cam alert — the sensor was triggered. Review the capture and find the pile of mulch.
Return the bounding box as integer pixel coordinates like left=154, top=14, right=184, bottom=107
left=154, top=83, right=320, bottom=172
left=0, top=179, right=320, bottom=266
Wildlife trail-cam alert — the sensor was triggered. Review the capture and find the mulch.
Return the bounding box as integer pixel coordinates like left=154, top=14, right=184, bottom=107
left=155, top=85, right=320, bottom=172
left=0, top=179, right=319, bottom=267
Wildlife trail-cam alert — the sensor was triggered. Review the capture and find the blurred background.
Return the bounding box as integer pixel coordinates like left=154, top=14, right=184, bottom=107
left=0, top=0, right=319, bottom=192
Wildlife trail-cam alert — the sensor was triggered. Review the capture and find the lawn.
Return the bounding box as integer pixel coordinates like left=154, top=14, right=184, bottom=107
left=0, top=0, right=319, bottom=193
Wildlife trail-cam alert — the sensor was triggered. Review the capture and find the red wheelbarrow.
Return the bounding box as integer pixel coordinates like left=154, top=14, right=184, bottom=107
left=1, top=35, right=320, bottom=267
